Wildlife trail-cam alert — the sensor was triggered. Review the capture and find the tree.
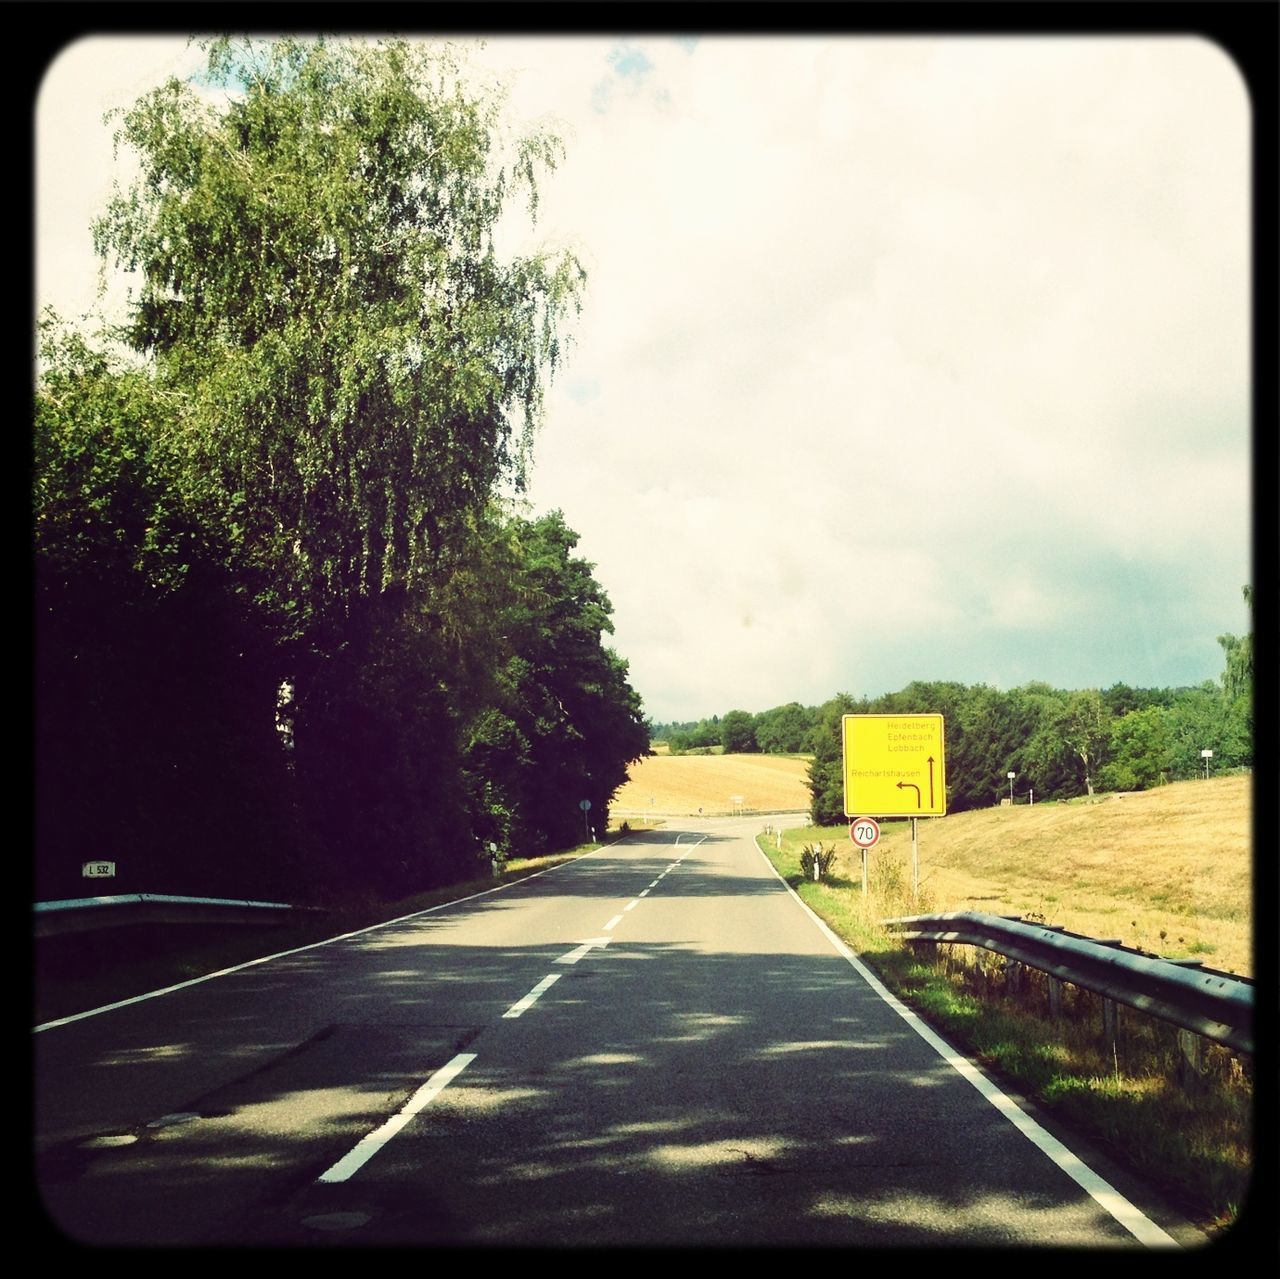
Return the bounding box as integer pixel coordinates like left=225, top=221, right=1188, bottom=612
left=1056, top=689, right=1111, bottom=797
left=720, top=710, right=758, bottom=754
left=460, top=509, right=649, bottom=855
left=42, top=36, right=597, bottom=898
left=94, top=36, right=584, bottom=653
left=1098, top=707, right=1172, bottom=791
left=1217, top=632, right=1252, bottom=705
left=806, top=693, right=865, bottom=824
left=754, top=702, right=815, bottom=754
left=1020, top=684, right=1085, bottom=801
left=35, top=322, right=302, bottom=899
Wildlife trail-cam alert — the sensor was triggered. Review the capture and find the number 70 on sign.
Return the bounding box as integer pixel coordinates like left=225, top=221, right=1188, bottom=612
left=849, top=817, right=880, bottom=848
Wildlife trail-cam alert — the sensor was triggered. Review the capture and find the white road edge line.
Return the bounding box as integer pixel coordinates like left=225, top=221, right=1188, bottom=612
left=36, top=837, right=633, bottom=1033
left=624, top=900, right=639, bottom=911
left=317, top=1052, right=476, bottom=1184
left=603, top=914, right=623, bottom=931
left=752, top=840, right=1180, bottom=1250
left=502, top=973, right=561, bottom=1019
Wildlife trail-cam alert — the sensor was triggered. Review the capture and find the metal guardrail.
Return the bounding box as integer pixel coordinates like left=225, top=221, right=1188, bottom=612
left=881, top=911, right=1253, bottom=1055
left=34, top=893, right=302, bottom=937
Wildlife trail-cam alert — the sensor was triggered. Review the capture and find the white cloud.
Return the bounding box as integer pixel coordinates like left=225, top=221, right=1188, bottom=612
left=36, top=35, right=1252, bottom=722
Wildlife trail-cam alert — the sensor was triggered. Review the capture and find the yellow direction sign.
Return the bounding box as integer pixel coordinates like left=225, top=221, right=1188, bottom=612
left=842, top=714, right=947, bottom=817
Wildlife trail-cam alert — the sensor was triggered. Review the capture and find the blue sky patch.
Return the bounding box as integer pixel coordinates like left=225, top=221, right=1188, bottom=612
left=608, top=43, right=654, bottom=80
left=567, top=378, right=602, bottom=405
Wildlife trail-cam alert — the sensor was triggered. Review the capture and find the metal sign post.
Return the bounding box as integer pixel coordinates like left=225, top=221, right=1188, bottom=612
left=850, top=818, right=880, bottom=902
left=911, top=817, right=919, bottom=902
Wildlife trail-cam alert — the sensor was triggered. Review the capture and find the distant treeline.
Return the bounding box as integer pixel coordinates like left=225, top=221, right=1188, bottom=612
left=652, top=617, right=1252, bottom=820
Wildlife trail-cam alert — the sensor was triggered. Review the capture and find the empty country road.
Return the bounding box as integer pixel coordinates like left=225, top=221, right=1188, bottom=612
left=34, top=816, right=1203, bottom=1247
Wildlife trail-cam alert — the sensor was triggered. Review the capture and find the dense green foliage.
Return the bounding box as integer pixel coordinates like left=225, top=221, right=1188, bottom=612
left=35, top=37, right=647, bottom=904
left=459, top=510, right=649, bottom=859
left=800, top=662, right=1253, bottom=823
left=655, top=700, right=821, bottom=756
left=657, top=600, right=1252, bottom=825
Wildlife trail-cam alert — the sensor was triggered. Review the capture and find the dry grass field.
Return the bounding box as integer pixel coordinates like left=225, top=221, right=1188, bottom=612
left=612, top=752, right=811, bottom=815
left=820, top=774, right=1253, bottom=976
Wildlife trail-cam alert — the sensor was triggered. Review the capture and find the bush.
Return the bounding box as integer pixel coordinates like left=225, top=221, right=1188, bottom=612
left=799, top=842, right=838, bottom=880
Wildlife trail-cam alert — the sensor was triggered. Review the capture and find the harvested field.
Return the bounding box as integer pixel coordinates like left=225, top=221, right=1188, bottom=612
left=816, top=773, right=1253, bottom=976
left=612, top=752, right=811, bottom=816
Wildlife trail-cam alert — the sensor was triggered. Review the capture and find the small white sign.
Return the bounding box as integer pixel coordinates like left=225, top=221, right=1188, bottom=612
left=82, top=861, right=116, bottom=878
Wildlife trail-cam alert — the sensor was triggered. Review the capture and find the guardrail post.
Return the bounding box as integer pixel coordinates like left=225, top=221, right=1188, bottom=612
left=1177, top=1029, right=1205, bottom=1093
left=1005, top=959, right=1024, bottom=999
left=1101, top=997, right=1119, bottom=1058
left=1047, top=975, right=1063, bottom=1020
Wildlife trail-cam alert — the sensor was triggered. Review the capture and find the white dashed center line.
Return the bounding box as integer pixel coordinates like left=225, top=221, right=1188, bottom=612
left=317, top=1052, right=476, bottom=1184
left=556, top=937, right=612, bottom=964
left=503, top=974, right=561, bottom=1019
left=315, top=837, right=709, bottom=1189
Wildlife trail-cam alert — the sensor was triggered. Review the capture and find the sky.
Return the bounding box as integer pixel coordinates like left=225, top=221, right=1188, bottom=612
left=35, top=33, right=1253, bottom=726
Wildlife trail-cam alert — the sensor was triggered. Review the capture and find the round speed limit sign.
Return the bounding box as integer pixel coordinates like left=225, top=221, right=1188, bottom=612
left=849, top=817, right=881, bottom=849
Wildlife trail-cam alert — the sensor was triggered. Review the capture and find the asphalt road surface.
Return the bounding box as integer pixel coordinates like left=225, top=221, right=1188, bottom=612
left=34, top=816, right=1205, bottom=1248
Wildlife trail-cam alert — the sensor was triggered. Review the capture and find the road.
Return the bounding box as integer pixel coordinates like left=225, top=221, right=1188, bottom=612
left=34, top=815, right=1203, bottom=1247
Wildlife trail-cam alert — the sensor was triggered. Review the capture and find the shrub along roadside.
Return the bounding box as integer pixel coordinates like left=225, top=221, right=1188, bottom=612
left=756, top=829, right=1251, bottom=1236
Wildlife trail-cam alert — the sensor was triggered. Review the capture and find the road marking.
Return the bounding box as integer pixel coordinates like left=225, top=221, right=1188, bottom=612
left=624, top=900, right=639, bottom=911
left=317, top=1052, right=476, bottom=1184
left=35, top=836, right=634, bottom=1033
left=648, top=880, right=660, bottom=888
left=754, top=841, right=1180, bottom=1249
left=556, top=937, right=612, bottom=964
left=603, top=914, right=623, bottom=931
left=502, top=974, right=561, bottom=1019
left=638, top=889, right=650, bottom=897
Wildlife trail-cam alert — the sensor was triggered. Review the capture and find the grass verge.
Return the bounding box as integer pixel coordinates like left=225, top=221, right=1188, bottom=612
left=757, top=826, right=1252, bottom=1238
